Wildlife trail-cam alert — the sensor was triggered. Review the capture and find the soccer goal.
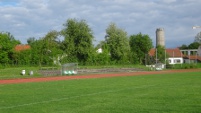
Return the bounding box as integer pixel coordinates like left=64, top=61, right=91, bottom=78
left=61, top=63, right=78, bottom=75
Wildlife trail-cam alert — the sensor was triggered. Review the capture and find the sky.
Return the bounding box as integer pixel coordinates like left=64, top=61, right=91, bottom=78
left=0, top=0, right=201, bottom=48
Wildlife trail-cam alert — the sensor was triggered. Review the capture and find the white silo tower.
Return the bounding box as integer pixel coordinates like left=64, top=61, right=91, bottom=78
left=156, top=28, right=165, bottom=47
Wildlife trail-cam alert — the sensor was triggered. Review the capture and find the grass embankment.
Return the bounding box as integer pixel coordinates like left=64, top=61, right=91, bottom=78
left=0, top=71, right=200, bottom=113
left=0, top=65, right=147, bottom=79
left=0, top=63, right=200, bottom=79
left=0, top=67, right=42, bottom=79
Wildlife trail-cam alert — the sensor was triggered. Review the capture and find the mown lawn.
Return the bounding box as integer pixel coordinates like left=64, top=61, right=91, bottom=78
left=0, top=71, right=200, bottom=113
left=0, top=65, right=145, bottom=79
left=0, top=67, right=42, bottom=79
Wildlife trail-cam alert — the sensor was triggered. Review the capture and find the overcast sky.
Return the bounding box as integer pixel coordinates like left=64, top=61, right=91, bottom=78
left=0, top=0, right=201, bottom=48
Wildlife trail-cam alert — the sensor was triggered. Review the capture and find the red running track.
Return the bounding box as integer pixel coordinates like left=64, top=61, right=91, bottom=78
left=0, top=69, right=201, bottom=84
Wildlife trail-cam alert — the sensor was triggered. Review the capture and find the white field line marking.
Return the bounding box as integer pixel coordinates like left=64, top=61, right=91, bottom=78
left=0, top=84, right=156, bottom=110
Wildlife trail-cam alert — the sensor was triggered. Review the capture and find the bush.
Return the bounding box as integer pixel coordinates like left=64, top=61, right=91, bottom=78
left=166, top=63, right=200, bottom=69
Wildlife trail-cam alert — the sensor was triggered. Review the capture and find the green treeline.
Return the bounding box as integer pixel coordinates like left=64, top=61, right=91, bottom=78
left=0, top=19, right=153, bottom=67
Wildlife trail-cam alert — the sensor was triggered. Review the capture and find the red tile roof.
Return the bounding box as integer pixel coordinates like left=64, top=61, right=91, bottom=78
left=184, top=55, right=201, bottom=61
left=148, top=48, right=155, bottom=56
left=15, top=44, right=30, bottom=51
left=149, top=48, right=183, bottom=57
left=149, top=48, right=201, bottom=61
left=166, top=48, right=183, bottom=57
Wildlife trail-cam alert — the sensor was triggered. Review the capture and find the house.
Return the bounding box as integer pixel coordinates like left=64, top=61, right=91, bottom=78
left=149, top=48, right=183, bottom=65
left=180, top=46, right=201, bottom=63
left=166, top=48, right=183, bottom=64
left=96, top=48, right=103, bottom=53
left=183, top=55, right=201, bottom=63
left=15, top=44, right=31, bottom=51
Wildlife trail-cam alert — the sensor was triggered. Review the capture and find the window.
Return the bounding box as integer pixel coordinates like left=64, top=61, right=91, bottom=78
left=174, top=59, right=181, bottom=63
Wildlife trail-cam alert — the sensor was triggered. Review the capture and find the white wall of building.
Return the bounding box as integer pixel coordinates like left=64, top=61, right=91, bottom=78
left=168, top=57, right=183, bottom=65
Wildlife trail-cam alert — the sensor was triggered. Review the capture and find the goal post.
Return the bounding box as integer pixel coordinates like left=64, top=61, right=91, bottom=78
left=61, top=63, right=78, bottom=75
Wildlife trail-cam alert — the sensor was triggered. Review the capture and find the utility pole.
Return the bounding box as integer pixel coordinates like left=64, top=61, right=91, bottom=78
left=156, top=48, right=157, bottom=64
left=165, top=50, right=166, bottom=69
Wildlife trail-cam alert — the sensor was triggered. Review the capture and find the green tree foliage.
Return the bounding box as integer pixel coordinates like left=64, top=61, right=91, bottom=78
left=27, top=37, right=43, bottom=66
left=179, top=44, right=188, bottom=49
left=61, top=19, right=94, bottom=65
left=42, top=30, right=61, bottom=65
left=94, top=41, right=110, bottom=65
left=179, top=42, right=200, bottom=50
left=26, top=38, right=43, bottom=66
left=27, top=37, right=36, bottom=45
left=0, top=32, right=20, bottom=66
left=1, top=20, right=161, bottom=67
left=105, top=23, right=130, bottom=64
left=27, top=31, right=62, bottom=66
left=188, top=42, right=200, bottom=49
left=129, top=33, right=153, bottom=64
left=155, top=45, right=166, bottom=64
left=13, top=50, right=31, bottom=66
left=145, top=54, right=155, bottom=65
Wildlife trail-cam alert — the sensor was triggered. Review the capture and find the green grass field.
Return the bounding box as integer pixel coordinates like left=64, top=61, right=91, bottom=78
left=0, top=65, right=146, bottom=79
left=0, top=71, right=201, bottom=113
left=0, top=67, right=42, bottom=79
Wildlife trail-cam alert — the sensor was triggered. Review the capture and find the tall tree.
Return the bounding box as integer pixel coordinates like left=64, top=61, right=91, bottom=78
left=194, top=31, right=201, bottom=44
left=42, top=30, right=61, bottom=65
left=61, top=19, right=94, bottom=65
left=27, top=38, right=44, bottom=66
left=0, top=32, right=20, bottom=66
left=129, top=33, right=153, bottom=64
left=27, top=31, right=62, bottom=66
left=14, top=49, right=31, bottom=66
left=155, top=45, right=166, bottom=64
left=105, top=23, right=130, bottom=63
left=94, top=41, right=111, bottom=65
left=27, top=37, right=36, bottom=45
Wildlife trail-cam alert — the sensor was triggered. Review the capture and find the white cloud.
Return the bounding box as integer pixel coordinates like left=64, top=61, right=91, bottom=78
left=0, top=0, right=201, bottom=48
left=162, top=0, right=177, bottom=4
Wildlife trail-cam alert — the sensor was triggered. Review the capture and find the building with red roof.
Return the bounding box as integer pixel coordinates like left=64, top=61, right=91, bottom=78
left=149, top=48, right=183, bottom=64
left=149, top=47, right=201, bottom=65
